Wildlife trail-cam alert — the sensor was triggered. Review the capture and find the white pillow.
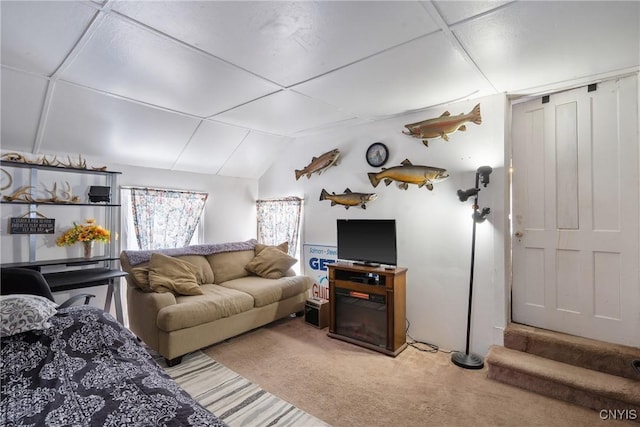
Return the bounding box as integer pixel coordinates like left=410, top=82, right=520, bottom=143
left=0, top=294, right=59, bottom=338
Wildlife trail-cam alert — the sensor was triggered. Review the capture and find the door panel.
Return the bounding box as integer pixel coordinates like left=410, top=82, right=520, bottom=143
left=512, top=75, right=639, bottom=346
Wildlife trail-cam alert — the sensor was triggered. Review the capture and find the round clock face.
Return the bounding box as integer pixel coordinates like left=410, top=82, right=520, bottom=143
left=366, top=142, right=389, bottom=167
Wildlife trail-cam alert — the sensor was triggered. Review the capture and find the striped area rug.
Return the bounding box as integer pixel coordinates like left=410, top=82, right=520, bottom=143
left=162, top=351, right=329, bottom=427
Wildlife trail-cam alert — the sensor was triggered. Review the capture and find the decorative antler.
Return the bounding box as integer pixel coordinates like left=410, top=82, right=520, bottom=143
left=1, top=168, right=12, bottom=191
left=3, top=186, right=34, bottom=202
left=35, top=182, right=59, bottom=203
left=59, top=181, right=80, bottom=203
left=36, top=154, right=58, bottom=166
left=1, top=152, right=28, bottom=163
left=57, top=154, right=88, bottom=169
left=3, top=152, right=105, bottom=170
left=56, top=156, right=73, bottom=168
left=76, top=154, right=87, bottom=169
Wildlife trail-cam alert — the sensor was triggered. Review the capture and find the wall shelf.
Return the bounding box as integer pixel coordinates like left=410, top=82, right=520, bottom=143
left=0, top=160, right=122, bottom=175
left=1, top=159, right=125, bottom=323
left=1, top=201, right=121, bottom=207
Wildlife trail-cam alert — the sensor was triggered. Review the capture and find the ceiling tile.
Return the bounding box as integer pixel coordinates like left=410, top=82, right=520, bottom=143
left=293, top=32, right=495, bottom=118
left=41, top=81, right=200, bottom=170
left=59, top=13, right=280, bottom=117
left=454, top=1, right=640, bottom=93
left=0, top=69, right=48, bottom=150
left=112, top=1, right=439, bottom=87
left=218, top=132, right=291, bottom=179
left=173, top=120, right=248, bottom=175
left=214, top=90, right=356, bottom=136
left=0, top=1, right=97, bottom=75
left=433, top=1, right=514, bottom=25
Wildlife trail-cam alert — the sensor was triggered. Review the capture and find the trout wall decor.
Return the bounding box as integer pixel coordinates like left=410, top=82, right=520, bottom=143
left=403, top=103, right=481, bottom=147
left=368, top=159, right=449, bottom=191
left=295, top=148, right=340, bottom=180
left=319, top=188, right=377, bottom=209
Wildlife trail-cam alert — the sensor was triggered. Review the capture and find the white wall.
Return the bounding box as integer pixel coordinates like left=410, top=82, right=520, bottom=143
left=114, top=163, right=258, bottom=245
left=259, top=93, right=508, bottom=356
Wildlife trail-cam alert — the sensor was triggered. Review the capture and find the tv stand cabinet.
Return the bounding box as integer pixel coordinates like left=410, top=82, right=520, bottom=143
left=327, top=262, right=407, bottom=356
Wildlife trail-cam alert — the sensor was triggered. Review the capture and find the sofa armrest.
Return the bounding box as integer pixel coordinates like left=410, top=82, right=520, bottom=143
left=127, top=285, right=176, bottom=352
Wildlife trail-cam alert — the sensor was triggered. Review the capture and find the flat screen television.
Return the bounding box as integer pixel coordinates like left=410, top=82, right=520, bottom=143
left=336, top=219, right=397, bottom=266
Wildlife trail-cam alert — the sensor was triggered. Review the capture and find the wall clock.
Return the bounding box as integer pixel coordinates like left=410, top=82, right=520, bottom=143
left=366, top=142, right=389, bottom=167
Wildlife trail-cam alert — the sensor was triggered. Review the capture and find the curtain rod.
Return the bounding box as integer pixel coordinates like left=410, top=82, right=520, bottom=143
left=121, top=185, right=207, bottom=194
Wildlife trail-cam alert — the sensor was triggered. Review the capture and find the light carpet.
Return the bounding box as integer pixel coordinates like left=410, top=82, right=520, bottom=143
left=161, top=351, right=330, bottom=427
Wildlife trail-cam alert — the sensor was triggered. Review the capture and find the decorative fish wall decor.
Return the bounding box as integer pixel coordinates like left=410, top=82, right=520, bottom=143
left=368, top=159, right=449, bottom=191
left=403, top=103, right=481, bottom=147
left=295, top=148, right=340, bottom=180
left=319, top=188, right=377, bottom=209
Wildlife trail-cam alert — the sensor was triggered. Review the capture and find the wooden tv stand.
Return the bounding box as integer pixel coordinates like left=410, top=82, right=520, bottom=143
left=327, top=262, right=407, bottom=356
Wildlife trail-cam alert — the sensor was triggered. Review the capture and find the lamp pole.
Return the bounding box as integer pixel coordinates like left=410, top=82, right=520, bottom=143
left=451, top=168, right=486, bottom=370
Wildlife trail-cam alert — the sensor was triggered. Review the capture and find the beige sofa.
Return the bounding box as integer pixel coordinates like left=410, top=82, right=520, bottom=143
left=120, top=240, right=312, bottom=365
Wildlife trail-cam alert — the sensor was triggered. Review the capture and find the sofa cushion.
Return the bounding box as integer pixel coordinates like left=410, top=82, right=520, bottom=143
left=245, top=246, right=298, bottom=279
left=219, top=275, right=311, bottom=308
left=156, top=284, right=254, bottom=332
left=148, top=253, right=203, bottom=296
left=207, top=249, right=255, bottom=284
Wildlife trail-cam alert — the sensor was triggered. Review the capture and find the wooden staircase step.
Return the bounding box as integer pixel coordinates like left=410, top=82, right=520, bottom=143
left=487, top=345, right=640, bottom=415
left=504, top=322, right=640, bottom=380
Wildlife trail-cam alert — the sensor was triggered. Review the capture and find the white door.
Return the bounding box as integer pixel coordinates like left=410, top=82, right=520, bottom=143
left=511, top=75, right=639, bottom=347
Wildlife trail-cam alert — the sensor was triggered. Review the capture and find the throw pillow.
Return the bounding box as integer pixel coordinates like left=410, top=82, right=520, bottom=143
left=148, top=253, right=204, bottom=296
left=245, top=246, right=298, bottom=279
left=254, top=241, right=289, bottom=256
left=130, top=266, right=152, bottom=292
left=0, top=294, right=59, bottom=337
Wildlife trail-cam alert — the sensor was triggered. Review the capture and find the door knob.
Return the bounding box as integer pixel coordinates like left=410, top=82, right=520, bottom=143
left=514, top=231, right=523, bottom=238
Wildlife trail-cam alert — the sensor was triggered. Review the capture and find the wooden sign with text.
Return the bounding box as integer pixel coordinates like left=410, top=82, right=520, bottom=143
left=10, top=217, right=55, bottom=234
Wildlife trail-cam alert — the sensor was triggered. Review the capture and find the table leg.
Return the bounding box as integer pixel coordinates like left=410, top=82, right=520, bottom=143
left=103, top=279, right=124, bottom=324
left=104, top=282, right=113, bottom=313
left=113, top=279, right=123, bottom=324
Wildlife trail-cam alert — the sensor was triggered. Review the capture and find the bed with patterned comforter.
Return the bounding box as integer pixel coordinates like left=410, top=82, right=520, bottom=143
left=0, top=303, right=227, bottom=426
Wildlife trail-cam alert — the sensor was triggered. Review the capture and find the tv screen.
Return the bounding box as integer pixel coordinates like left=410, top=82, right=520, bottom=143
left=336, top=219, right=397, bottom=266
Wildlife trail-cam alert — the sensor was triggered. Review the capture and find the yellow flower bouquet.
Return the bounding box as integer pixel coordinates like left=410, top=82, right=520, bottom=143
left=56, top=219, right=111, bottom=247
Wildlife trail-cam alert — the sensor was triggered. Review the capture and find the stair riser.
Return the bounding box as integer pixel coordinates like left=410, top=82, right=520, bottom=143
left=488, top=364, right=640, bottom=424
left=505, top=327, right=640, bottom=380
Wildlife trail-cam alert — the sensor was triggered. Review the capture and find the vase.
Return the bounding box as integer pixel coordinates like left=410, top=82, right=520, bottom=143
left=82, top=241, right=94, bottom=259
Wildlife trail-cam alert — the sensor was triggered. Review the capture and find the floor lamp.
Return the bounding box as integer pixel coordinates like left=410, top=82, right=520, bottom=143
left=452, top=165, right=493, bottom=370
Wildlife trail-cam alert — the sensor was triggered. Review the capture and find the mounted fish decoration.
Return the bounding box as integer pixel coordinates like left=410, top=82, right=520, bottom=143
left=403, top=103, right=481, bottom=147
left=295, top=148, right=340, bottom=180
left=320, top=188, right=377, bottom=209
left=368, top=159, right=449, bottom=191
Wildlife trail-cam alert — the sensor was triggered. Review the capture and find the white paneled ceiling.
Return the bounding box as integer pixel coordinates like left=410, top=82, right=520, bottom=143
left=1, top=1, right=639, bottom=179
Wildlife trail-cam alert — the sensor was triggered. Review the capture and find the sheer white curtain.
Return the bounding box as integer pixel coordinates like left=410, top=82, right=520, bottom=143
left=256, top=197, right=303, bottom=272
left=120, top=188, right=206, bottom=251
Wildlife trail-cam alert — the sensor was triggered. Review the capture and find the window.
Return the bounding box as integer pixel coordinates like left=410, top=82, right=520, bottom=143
left=256, top=197, right=303, bottom=268
left=121, top=187, right=207, bottom=250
